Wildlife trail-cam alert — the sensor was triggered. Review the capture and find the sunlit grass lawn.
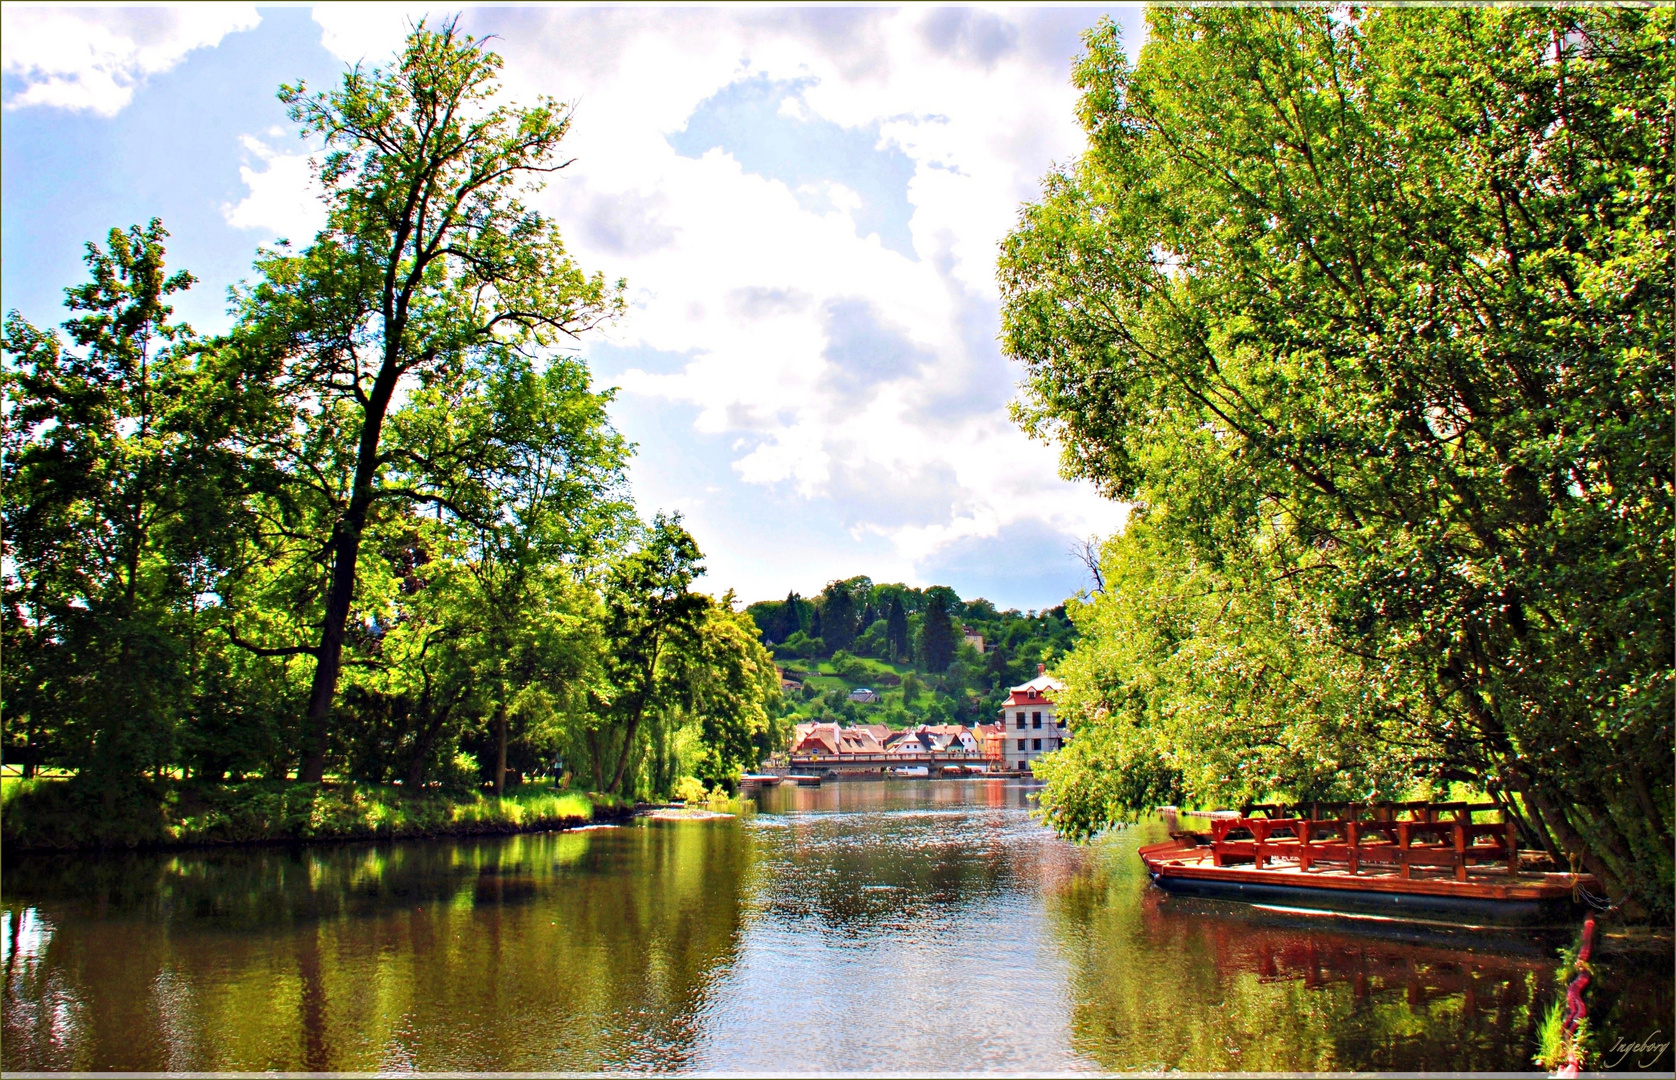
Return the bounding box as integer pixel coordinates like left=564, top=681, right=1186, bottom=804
left=1, top=775, right=628, bottom=850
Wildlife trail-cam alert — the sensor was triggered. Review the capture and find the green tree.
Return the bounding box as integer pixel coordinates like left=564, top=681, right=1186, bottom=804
left=662, top=593, right=786, bottom=791
left=237, top=19, right=622, bottom=781
left=579, top=514, right=707, bottom=795
left=397, top=351, right=631, bottom=792
left=1034, top=519, right=1423, bottom=840
left=885, top=595, right=910, bottom=661
left=915, top=593, right=958, bottom=673
left=2, top=222, right=263, bottom=795
left=1000, top=6, right=1672, bottom=914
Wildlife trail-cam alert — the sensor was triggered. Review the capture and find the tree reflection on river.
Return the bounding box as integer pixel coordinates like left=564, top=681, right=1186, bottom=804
left=3, top=780, right=1669, bottom=1072
left=4, top=823, right=748, bottom=1071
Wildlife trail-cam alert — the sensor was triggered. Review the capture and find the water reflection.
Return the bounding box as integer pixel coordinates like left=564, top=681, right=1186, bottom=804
left=3, top=780, right=1669, bottom=1073
left=5, top=823, right=749, bottom=1071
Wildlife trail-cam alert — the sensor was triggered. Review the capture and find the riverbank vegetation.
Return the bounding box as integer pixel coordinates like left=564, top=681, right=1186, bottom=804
left=1, top=19, right=784, bottom=841
left=748, top=580, right=1075, bottom=726
left=1003, top=6, right=1671, bottom=918
left=0, top=775, right=620, bottom=850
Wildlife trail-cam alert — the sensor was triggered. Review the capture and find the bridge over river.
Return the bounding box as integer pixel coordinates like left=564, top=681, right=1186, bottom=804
left=752, top=752, right=1021, bottom=778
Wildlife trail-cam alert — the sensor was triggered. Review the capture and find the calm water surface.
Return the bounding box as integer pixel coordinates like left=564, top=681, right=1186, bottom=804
left=3, top=780, right=1669, bottom=1073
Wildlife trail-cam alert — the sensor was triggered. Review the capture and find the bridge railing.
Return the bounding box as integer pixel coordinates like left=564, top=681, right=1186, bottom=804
left=787, top=751, right=992, bottom=768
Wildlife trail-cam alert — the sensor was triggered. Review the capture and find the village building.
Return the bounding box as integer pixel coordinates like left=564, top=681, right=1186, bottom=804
left=885, top=730, right=937, bottom=756
left=788, top=721, right=991, bottom=768
left=791, top=722, right=886, bottom=757
left=971, top=721, right=1006, bottom=767
left=847, top=687, right=880, bottom=704
left=789, top=722, right=839, bottom=756
left=920, top=724, right=979, bottom=753
left=962, top=628, right=985, bottom=654
left=1001, top=664, right=1066, bottom=773
left=854, top=723, right=893, bottom=745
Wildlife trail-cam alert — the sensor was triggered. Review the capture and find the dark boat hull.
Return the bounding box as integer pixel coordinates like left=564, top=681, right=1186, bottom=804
left=1150, top=870, right=1580, bottom=927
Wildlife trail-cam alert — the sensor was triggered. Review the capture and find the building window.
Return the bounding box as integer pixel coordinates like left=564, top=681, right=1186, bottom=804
left=1016, top=712, right=1026, bottom=729
left=1032, top=712, right=1042, bottom=729
left=1054, top=738, right=1063, bottom=750
left=1056, top=716, right=1065, bottom=728
left=1016, top=739, right=1026, bottom=751
left=1032, top=738, right=1042, bottom=751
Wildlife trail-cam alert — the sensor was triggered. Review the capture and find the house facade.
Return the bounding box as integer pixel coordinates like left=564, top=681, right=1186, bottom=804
left=1001, top=664, right=1066, bottom=773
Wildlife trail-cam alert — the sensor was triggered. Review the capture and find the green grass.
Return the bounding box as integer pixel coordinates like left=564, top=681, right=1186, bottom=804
left=1, top=777, right=626, bottom=851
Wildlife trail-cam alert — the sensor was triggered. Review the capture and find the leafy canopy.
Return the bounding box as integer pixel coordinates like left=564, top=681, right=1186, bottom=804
left=1001, top=5, right=1672, bottom=916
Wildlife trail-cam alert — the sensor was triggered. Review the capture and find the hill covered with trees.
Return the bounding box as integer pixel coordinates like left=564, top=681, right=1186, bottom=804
left=746, top=579, right=1075, bottom=729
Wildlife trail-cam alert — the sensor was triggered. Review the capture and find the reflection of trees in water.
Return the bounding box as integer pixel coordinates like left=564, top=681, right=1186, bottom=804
left=1044, top=856, right=1564, bottom=1072
left=1, top=823, right=752, bottom=1071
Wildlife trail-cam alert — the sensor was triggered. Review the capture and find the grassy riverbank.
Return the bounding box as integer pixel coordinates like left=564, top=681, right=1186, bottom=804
left=0, top=776, right=630, bottom=851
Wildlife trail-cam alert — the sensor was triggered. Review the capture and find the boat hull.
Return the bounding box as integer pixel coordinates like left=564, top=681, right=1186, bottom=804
left=1149, top=870, right=1579, bottom=927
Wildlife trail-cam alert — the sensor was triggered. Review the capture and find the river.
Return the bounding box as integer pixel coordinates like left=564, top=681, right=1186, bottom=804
left=3, top=779, right=1669, bottom=1072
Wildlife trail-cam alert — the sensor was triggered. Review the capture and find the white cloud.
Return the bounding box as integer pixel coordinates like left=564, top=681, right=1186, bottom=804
left=222, top=136, right=326, bottom=243
left=222, top=3, right=1140, bottom=603
left=311, top=3, right=445, bottom=65
left=1, top=5, right=258, bottom=116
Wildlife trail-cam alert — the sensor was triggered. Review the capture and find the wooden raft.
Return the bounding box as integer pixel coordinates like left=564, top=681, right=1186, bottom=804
left=1201, top=801, right=1522, bottom=883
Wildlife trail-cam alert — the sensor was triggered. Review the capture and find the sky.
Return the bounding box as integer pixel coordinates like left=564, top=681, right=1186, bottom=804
left=1, top=3, right=1142, bottom=612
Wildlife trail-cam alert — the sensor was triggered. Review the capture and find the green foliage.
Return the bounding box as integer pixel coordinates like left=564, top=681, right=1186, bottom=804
left=753, top=579, right=1074, bottom=728
left=0, top=23, right=789, bottom=832
left=829, top=650, right=869, bottom=682
left=665, top=593, right=787, bottom=791
left=1001, top=5, right=1673, bottom=916
left=776, top=630, right=826, bottom=659
left=0, top=777, right=599, bottom=849
left=3, top=221, right=272, bottom=796
left=915, top=592, right=958, bottom=673
left=885, top=595, right=910, bottom=661
left=1034, top=521, right=1423, bottom=839
left=235, top=18, right=625, bottom=779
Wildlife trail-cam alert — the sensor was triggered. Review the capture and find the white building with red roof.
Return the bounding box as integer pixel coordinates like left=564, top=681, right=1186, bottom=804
left=1002, top=664, right=1066, bottom=773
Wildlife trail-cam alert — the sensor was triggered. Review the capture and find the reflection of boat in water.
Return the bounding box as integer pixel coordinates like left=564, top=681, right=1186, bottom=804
left=1148, top=893, right=1554, bottom=1008
left=1140, top=802, right=1594, bottom=927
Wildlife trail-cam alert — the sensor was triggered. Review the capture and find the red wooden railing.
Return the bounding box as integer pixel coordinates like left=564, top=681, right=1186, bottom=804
left=1206, top=802, right=1520, bottom=881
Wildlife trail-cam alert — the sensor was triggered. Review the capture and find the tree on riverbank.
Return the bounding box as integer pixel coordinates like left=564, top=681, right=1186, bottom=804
left=232, top=19, right=623, bottom=782
left=2, top=23, right=783, bottom=805
left=1002, top=6, right=1673, bottom=917
left=2, top=222, right=272, bottom=799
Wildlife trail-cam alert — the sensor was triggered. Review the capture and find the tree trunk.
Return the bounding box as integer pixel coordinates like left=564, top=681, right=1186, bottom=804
left=493, top=704, right=508, bottom=797
left=585, top=728, right=602, bottom=791
left=298, top=363, right=401, bottom=783
left=606, top=652, right=662, bottom=795
left=299, top=517, right=362, bottom=783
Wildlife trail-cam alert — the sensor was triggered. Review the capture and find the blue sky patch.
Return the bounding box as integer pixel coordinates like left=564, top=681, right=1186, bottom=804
left=668, top=74, right=918, bottom=259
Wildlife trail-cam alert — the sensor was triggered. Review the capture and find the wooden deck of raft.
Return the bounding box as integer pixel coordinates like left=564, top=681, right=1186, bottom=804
left=1145, top=800, right=1592, bottom=901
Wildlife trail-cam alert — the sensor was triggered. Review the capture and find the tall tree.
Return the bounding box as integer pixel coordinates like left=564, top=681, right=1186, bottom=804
left=238, top=20, right=623, bottom=781
left=583, top=514, right=708, bottom=795
left=885, top=596, right=910, bottom=662
left=916, top=594, right=958, bottom=673
left=2, top=222, right=260, bottom=793
left=656, top=592, right=786, bottom=793
left=398, top=351, right=631, bottom=792
left=1000, top=6, right=1672, bottom=914
left=818, top=580, right=860, bottom=653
